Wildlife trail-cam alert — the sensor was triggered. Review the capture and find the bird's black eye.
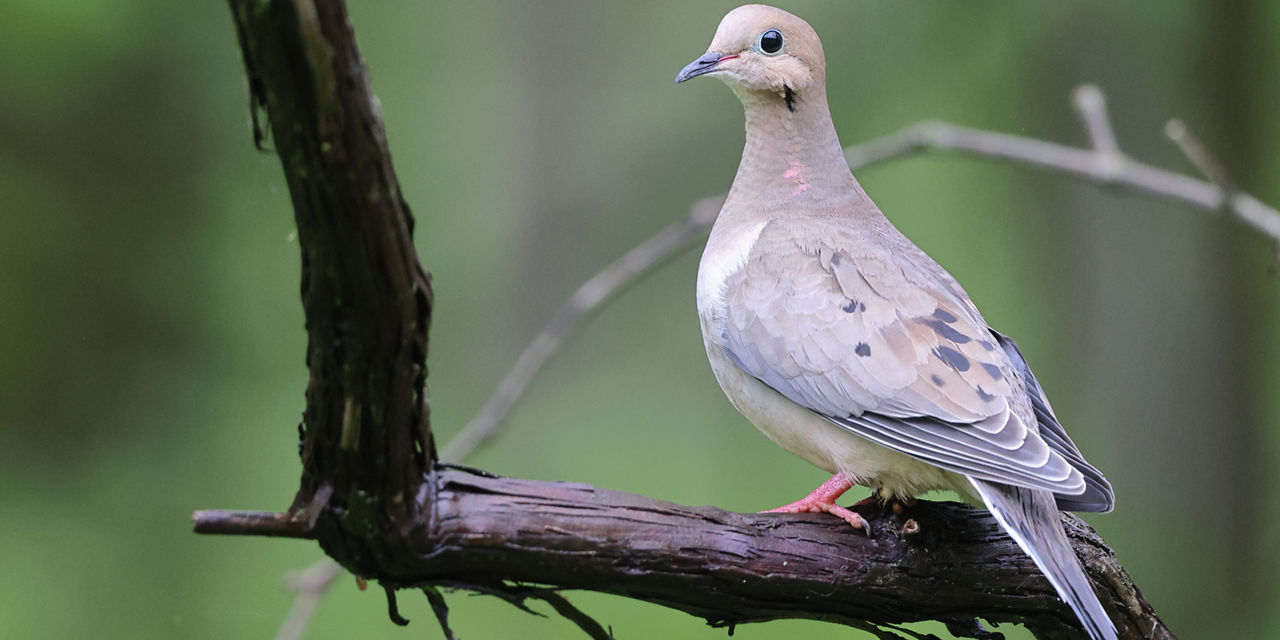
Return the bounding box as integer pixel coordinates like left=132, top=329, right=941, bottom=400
left=758, top=29, right=784, bottom=55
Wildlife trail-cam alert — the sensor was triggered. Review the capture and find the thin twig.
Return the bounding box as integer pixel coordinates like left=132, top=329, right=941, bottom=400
left=529, top=590, right=616, bottom=640
left=1160, top=118, right=1280, bottom=267
left=1230, top=193, right=1280, bottom=266
left=1163, top=118, right=1280, bottom=266
left=454, top=582, right=616, bottom=640
left=846, top=121, right=1223, bottom=207
left=422, top=586, right=457, bottom=640
left=194, top=485, right=331, bottom=539
left=384, top=585, right=410, bottom=626
left=1165, top=118, right=1235, bottom=198
left=1072, top=84, right=1120, bottom=154
left=847, top=119, right=1280, bottom=242
left=275, top=560, right=344, bottom=640
left=443, top=84, right=1280, bottom=468
left=191, top=509, right=315, bottom=538
left=439, top=195, right=724, bottom=462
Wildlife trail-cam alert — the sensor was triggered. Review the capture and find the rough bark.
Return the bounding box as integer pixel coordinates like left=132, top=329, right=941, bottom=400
left=226, top=0, right=433, bottom=568
left=198, top=2, right=1173, bottom=638
left=420, top=468, right=1170, bottom=639
left=196, top=465, right=1170, bottom=639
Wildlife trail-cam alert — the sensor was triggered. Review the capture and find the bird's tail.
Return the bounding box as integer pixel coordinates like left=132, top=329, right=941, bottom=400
left=969, top=478, right=1118, bottom=640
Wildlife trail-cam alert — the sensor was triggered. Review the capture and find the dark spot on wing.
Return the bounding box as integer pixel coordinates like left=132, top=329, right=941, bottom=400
left=842, top=298, right=865, bottom=313
left=977, top=339, right=998, bottom=352
left=830, top=251, right=842, bottom=266
left=981, top=362, right=1003, bottom=380
left=855, top=342, right=871, bottom=357
left=934, top=345, right=970, bottom=372
left=976, top=386, right=996, bottom=403
left=933, top=308, right=958, bottom=324
left=930, top=374, right=945, bottom=387
left=921, top=318, right=971, bottom=344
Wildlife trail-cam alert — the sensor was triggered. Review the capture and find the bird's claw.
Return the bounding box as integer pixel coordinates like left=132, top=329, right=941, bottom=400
left=762, top=501, right=872, bottom=536
left=761, top=473, right=871, bottom=535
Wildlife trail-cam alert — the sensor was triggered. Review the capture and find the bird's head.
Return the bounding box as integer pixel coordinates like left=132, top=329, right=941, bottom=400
left=674, top=4, right=824, bottom=99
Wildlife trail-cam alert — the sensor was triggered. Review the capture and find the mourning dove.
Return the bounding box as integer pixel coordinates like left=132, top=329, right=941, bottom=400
left=676, top=6, right=1117, bottom=639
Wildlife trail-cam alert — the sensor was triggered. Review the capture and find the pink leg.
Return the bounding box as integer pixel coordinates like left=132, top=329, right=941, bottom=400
left=762, top=473, right=871, bottom=534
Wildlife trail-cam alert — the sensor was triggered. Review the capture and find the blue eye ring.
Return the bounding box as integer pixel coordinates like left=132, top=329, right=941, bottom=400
left=758, top=29, right=784, bottom=55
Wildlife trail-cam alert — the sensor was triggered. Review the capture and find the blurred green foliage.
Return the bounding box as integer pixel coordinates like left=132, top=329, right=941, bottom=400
left=1, top=1, right=1277, bottom=638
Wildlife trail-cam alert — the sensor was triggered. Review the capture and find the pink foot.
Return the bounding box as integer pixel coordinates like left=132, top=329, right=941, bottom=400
left=762, top=474, right=871, bottom=534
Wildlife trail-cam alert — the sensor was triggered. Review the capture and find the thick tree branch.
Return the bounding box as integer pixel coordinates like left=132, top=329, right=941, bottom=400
left=198, top=2, right=1190, bottom=638
left=224, top=0, right=432, bottom=573
left=199, top=468, right=1171, bottom=639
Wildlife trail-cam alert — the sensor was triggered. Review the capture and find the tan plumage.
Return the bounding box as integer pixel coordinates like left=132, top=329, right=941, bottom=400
left=677, top=5, right=1116, bottom=639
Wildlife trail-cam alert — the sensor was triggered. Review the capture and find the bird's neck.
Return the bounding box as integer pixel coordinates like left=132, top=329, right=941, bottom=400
left=726, top=83, right=866, bottom=211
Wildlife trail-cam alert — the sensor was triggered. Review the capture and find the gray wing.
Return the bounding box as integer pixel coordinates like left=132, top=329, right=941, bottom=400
left=719, top=218, right=1091, bottom=497
left=991, top=329, right=1114, bottom=512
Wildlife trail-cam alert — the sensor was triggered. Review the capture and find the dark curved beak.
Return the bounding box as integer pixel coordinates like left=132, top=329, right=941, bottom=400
left=675, top=51, right=730, bottom=84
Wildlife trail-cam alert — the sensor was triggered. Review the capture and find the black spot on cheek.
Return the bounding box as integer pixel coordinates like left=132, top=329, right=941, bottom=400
left=934, top=345, right=970, bottom=372
left=981, top=362, right=1002, bottom=380
left=855, top=342, right=871, bottom=357
left=921, top=318, right=972, bottom=344
left=976, top=386, right=996, bottom=403
left=930, top=374, right=945, bottom=387
left=784, top=85, right=796, bottom=112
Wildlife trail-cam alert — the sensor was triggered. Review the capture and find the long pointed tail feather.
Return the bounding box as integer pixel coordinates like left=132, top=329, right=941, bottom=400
left=969, top=478, right=1118, bottom=640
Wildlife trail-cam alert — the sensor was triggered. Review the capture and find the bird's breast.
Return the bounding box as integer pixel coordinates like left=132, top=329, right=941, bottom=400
left=695, top=217, right=768, bottom=322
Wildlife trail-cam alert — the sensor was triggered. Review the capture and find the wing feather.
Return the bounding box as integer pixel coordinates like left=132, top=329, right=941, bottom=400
left=991, top=330, right=1115, bottom=512
left=719, top=219, right=1094, bottom=497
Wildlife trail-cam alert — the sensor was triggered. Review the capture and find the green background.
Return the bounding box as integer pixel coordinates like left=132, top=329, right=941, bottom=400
left=2, top=1, right=1278, bottom=638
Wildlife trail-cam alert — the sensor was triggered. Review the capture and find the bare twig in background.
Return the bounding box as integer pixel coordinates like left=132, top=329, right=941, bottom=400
left=1167, top=118, right=1233, bottom=192
left=1072, top=84, right=1121, bottom=155
left=438, top=195, right=724, bottom=462
left=444, top=84, right=1280, bottom=465
left=275, top=559, right=343, bottom=640
left=1164, top=118, right=1280, bottom=267
left=844, top=120, right=1280, bottom=244
left=1165, top=119, right=1236, bottom=197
